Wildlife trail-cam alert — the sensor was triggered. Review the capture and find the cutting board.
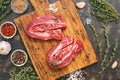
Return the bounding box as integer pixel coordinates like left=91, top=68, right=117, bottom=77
left=14, top=0, right=97, bottom=80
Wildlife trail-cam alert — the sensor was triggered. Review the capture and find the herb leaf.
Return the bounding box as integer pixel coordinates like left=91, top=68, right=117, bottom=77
left=54, top=17, right=59, bottom=22
left=89, top=0, right=120, bottom=23
left=50, top=60, right=59, bottom=66
left=9, top=66, right=39, bottom=80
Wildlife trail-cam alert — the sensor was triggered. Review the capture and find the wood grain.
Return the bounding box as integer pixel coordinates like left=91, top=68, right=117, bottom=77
left=14, top=0, right=97, bottom=80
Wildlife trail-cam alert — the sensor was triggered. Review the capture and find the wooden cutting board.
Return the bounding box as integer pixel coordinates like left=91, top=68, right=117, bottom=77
left=14, top=0, right=97, bottom=80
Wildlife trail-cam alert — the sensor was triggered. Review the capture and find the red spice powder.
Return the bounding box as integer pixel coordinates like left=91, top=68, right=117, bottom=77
left=1, top=23, right=15, bottom=37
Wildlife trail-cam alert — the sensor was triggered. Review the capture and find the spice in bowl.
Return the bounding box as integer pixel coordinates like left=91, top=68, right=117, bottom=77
left=0, top=21, right=17, bottom=39
left=11, top=0, right=28, bottom=14
left=11, top=49, right=28, bottom=66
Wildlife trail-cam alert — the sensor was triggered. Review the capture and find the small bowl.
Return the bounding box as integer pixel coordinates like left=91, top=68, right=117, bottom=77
left=11, top=49, right=28, bottom=67
left=0, top=21, right=17, bottom=39
left=11, top=0, right=28, bottom=14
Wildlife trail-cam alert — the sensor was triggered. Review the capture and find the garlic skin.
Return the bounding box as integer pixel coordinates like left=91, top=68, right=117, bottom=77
left=111, top=61, right=118, bottom=69
left=76, top=2, right=86, bottom=9
left=0, top=41, right=11, bottom=55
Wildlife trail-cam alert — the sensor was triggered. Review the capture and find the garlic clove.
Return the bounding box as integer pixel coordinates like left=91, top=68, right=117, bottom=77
left=76, top=2, right=86, bottom=9
left=111, top=61, right=118, bottom=69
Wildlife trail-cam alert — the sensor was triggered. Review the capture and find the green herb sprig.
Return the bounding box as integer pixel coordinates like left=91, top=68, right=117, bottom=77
left=89, top=0, right=120, bottom=23
left=89, top=24, right=103, bottom=59
left=0, top=9, right=12, bottom=21
left=100, top=25, right=110, bottom=67
left=0, top=0, right=10, bottom=11
left=9, top=66, right=39, bottom=80
left=96, top=41, right=119, bottom=77
left=88, top=24, right=119, bottom=78
left=0, top=0, right=11, bottom=22
left=50, top=60, right=59, bottom=66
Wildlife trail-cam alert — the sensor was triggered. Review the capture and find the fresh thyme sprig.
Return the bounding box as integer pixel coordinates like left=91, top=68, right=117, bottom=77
left=0, top=9, right=12, bottom=21
left=0, top=0, right=11, bottom=22
left=96, top=41, right=119, bottom=77
left=89, top=0, right=120, bottom=23
left=89, top=24, right=103, bottom=59
left=100, top=25, right=110, bottom=67
left=0, top=0, right=10, bottom=11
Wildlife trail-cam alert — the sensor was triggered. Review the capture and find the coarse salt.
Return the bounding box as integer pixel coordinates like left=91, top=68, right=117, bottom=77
left=48, top=3, right=58, bottom=12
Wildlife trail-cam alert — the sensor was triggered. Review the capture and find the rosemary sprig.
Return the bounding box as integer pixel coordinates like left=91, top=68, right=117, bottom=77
left=96, top=41, right=119, bottom=77
left=89, top=24, right=102, bottom=59
left=89, top=0, right=120, bottom=23
left=100, top=25, right=110, bottom=67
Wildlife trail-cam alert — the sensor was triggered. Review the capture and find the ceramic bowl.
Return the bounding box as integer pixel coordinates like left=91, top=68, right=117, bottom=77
left=11, top=49, right=28, bottom=67
left=11, top=0, right=28, bottom=14
left=0, top=21, right=17, bottom=39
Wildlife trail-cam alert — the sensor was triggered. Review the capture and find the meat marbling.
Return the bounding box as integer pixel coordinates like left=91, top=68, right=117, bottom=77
left=46, top=36, right=83, bottom=69
left=26, top=14, right=66, bottom=40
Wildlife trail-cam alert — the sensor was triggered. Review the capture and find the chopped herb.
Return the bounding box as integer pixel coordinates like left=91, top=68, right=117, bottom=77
left=49, top=71, right=56, bottom=76
left=54, top=17, right=59, bottom=22
left=62, top=6, right=66, bottom=9
left=49, top=71, right=60, bottom=76
left=50, top=60, right=59, bottom=66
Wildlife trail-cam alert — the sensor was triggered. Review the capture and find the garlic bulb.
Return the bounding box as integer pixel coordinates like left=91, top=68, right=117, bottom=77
left=0, top=41, right=11, bottom=55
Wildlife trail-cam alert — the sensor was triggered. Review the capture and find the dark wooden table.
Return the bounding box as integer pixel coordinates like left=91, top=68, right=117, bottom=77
left=0, top=0, right=120, bottom=80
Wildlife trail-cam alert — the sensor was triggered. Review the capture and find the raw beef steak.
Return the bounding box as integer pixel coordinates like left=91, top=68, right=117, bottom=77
left=46, top=36, right=83, bottom=69
left=26, top=14, right=66, bottom=40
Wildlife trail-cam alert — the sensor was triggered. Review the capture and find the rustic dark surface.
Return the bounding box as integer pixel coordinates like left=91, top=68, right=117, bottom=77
left=0, top=0, right=120, bottom=80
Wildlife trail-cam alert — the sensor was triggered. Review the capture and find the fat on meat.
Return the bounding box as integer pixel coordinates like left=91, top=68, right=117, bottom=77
left=46, top=36, right=83, bottom=69
left=26, top=14, right=66, bottom=40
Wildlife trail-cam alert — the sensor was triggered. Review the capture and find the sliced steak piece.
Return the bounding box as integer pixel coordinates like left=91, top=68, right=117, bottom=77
left=26, top=14, right=66, bottom=40
left=46, top=36, right=83, bottom=69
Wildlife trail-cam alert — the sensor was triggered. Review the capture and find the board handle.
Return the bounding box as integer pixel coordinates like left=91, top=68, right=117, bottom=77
left=30, top=0, right=49, bottom=11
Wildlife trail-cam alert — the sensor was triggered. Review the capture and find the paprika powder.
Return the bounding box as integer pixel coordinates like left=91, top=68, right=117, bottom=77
left=0, top=21, right=16, bottom=38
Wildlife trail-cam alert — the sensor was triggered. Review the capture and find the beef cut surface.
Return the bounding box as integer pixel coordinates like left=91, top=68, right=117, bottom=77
left=46, top=36, right=83, bottom=69
left=26, top=14, right=66, bottom=40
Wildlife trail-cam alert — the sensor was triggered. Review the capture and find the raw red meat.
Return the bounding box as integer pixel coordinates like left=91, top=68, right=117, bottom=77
left=26, top=14, right=66, bottom=40
left=46, top=36, right=83, bottom=69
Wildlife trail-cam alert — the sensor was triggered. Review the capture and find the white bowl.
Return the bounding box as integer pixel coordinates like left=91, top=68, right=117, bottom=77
left=11, top=0, right=28, bottom=14
left=11, top=49, right=28, bottom=67
left=0, top=21, right=17, bottom=39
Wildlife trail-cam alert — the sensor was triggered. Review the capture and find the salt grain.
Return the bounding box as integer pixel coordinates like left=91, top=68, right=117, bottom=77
left=48, top=3, right=58, bottom=12
left=66, top=70, right=86, bottom=80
